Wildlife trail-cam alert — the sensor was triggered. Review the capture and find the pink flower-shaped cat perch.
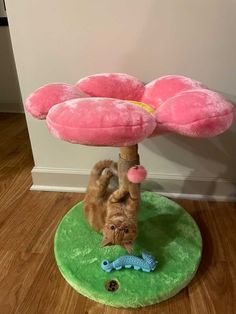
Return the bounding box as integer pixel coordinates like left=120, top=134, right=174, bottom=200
left=25, top=73, right=234, bottom=307
left=26, top=73, right=234, bottom=144
left=25, top=73, right=234, bottom=233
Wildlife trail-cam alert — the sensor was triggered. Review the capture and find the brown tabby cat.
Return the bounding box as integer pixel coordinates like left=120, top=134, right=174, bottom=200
left=83, top=160, right=139, bottom=253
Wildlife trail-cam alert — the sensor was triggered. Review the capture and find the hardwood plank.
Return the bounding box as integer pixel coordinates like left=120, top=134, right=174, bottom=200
left=15, top=244, right=85, bottom=314
left=0, top=113, right=235, bottom=314
left=0, top=250, right=44, bottom=314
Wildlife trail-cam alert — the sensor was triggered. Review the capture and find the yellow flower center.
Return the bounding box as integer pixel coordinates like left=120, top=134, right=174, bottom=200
left=128, top=101, right=155, bottom=115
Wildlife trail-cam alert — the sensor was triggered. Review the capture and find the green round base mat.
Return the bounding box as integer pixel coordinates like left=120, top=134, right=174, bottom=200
left=54, top=191, right=202, bottom=308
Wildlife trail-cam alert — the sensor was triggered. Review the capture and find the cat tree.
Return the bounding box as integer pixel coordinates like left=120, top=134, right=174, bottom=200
left=25, top=73, right=234, bottom=307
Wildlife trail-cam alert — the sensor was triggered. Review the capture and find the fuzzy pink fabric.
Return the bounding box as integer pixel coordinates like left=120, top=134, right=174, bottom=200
left=46, top=98, right=156, bottom=146
left=142, top=75, right=205, bottom=110
left=76, top=73, right=145, bottom=101
left=154, top=89, right=234, bottom=137
left=25, top=83, right=87, bottom=119
left=127, top=166, right=147, bottom=183
left=24, top=73, right=234, bottom=145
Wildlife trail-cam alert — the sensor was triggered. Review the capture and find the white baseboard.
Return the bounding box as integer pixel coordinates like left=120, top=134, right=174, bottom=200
left=153, top=192, right=236, bottom=202
left=31, top=166, right=236, bottom=201
left=31, top=185, right=87, bottom=193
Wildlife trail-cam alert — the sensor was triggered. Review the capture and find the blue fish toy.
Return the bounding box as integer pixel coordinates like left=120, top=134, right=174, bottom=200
left=101, top=251, right=157, bottom=273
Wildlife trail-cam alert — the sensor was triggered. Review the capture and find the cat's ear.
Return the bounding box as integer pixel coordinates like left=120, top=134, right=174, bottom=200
left=123, top=242, right=133, bottom=253
left=101, top=237, right=112, bottom=247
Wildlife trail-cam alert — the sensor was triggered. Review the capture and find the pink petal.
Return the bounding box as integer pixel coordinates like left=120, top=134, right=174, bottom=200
left=142, top=75, right=205, bottom=110
left=46, top=98, right=156, bottom=146
left=24, top=83, right=87, bottom=119
left=76, top=73, right=144, bottom=101
left=154, top=89, right=234, bottom=137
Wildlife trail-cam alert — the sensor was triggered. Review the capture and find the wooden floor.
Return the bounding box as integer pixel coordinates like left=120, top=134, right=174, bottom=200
left=0, top=113, right=235, bottom=314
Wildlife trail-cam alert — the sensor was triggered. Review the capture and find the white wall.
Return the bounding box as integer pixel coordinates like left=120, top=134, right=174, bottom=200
left=5, top=0, right=236, bottom=199
left=0, top=26, right=22, bottom=111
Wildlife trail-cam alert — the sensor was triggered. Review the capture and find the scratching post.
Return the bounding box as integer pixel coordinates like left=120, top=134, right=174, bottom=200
left=118, top=144, right=140, bottom=200
left=24, top=73, right=234, bottom=308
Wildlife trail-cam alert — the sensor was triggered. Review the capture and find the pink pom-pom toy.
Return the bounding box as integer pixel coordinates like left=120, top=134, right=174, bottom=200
left=127, top=165, right=147, bottom=183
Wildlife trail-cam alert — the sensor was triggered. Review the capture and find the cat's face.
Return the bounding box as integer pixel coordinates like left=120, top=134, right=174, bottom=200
left=101, top=218, right=137, bottom=253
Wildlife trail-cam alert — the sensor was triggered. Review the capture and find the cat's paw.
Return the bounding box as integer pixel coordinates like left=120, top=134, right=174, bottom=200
left=110, top=162, right=118, bottom=176
left=103, top=168, right=114, bottom=177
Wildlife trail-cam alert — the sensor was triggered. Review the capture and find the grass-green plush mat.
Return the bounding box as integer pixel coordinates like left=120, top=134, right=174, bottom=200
left=54, top=192, right=202, bottom=308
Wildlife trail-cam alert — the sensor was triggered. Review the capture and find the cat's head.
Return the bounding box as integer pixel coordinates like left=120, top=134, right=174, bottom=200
left=101, top=218, right=137, bottom=253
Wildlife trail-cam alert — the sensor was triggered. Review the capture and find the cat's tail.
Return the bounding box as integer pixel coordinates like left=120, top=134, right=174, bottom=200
left=90, top=160, right=117, bottom=180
